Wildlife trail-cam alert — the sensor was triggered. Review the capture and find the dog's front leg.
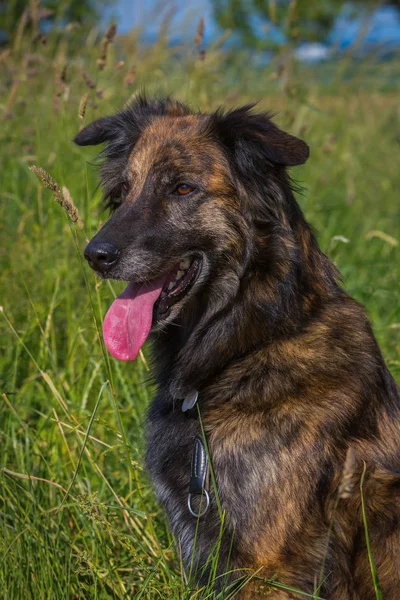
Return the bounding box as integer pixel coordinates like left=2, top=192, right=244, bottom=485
left=206, top=421, right=339, bottom=598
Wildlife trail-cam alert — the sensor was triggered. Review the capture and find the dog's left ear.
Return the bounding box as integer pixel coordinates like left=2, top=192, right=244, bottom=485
left=74, top=115, right=121, bottom=146
left=212, top=104, right=309, bottom=168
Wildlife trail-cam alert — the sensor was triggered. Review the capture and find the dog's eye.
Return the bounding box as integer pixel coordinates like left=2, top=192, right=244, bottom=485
left=175, top=184, right=194, bottom=196
left=105, top=184, right=128, bottom=213
left=105, top=196, right=122, bottom=212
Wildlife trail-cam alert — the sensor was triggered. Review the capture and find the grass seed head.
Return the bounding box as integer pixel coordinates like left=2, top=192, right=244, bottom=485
left=82, top=70, right=96, bottom=89
left=124, top=66, right=136, bottom=87
left=29, top=166, right=83, bottom=228
left=78, top=93, right=88, bottom=121
left=195, top=17, right=205, bottom=47
left=97, top=23, right=117, bottom=71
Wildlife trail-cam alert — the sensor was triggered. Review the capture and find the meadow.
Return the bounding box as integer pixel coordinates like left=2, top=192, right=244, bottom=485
left=0, top=16, right=399, bottom=599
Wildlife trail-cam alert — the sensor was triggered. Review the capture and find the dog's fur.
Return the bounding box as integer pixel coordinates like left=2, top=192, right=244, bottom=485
left=75, top=96, right=400, bottom=599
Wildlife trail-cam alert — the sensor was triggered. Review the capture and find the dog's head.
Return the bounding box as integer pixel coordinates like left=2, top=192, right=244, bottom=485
left=75, top=95, right=309, bottom=361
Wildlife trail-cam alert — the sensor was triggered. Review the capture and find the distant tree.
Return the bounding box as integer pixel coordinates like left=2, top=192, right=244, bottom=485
left=0, top=0, right=114, bottom=44
left=212, top=0, right=400, bottom=48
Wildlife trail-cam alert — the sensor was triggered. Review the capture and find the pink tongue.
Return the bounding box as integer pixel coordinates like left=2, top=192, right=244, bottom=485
left=103, top=277, right=165, bottom=361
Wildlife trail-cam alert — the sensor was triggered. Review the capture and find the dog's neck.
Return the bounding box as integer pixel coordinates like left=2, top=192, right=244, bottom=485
left=152, top=193, right=340, bottom=400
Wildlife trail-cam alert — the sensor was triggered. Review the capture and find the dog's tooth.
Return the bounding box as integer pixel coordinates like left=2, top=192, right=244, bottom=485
left=181, top=259, right=190, bottom=269
left=168, top=281, right=174, bottom=290
left=176, top=270, right=184, bottom=280
left=179, top=261, right=185, bottom=269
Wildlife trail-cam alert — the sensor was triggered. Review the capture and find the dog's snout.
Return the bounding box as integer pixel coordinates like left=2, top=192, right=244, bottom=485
left=84, top=240, right=120, bottom=273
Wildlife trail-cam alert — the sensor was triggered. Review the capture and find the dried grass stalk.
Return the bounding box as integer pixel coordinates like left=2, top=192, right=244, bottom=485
left=78, top=93, right=88, bottom=121
left=97, top=23, right=117, bottom=71
left=29, top=166, right=83, bottom=229
left=194, top=17, right=205, bottom=47
left=14, top=9, right=29, bottom=52
left=82, top=71, right=96, bottom=89
left=366, top=230, right=398, bottom=247
left=268, top=0, right=277, bottom=24
left=124, top=66, right=136, bottom=87
left=53, top=63, right=67, bottom=112
left=0, top=48, right=11, bottom=65
left=30, top=0, right=40, bottom=40
left=338, top=446, right=357, bottom=500
left=4, top=80, right=20, bottom=120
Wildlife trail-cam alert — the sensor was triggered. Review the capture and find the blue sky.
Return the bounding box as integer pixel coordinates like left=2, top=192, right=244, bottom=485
left=102, top=0, right=400, bottom=48
left=102, top=0, right=216, bottom=40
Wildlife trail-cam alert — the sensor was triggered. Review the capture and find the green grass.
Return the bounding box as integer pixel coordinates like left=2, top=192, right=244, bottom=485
left=0, top=17, right=399, bottom=599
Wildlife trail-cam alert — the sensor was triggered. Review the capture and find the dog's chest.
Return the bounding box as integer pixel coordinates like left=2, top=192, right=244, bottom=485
left=145, top=396, right=203, bottom=508
left=145, top=395, right=217, bottom=561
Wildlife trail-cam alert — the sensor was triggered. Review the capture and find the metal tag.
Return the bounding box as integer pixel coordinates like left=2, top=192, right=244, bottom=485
left=188, top=437, right=210, bottom=518
left=182, top=390, right=199, bottom=412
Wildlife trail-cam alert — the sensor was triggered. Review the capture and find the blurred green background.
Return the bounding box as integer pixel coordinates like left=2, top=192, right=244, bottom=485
left=0, top=1, right=399, bottom=598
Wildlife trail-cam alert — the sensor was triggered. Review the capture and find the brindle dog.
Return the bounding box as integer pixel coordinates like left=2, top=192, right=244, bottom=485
left=75, top=95, right=400, bottom=599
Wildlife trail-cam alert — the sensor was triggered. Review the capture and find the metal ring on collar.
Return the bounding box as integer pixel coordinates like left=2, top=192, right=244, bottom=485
left=187, top=489, right=210, bottom=518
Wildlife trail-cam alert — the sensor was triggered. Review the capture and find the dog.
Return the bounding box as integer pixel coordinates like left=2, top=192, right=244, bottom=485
left=75, top=95, right=400, bottom=599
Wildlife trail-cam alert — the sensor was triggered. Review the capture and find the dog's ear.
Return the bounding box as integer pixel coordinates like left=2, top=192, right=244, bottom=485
left=74, top=116, right=121, bottom=146
left=212, top=104, right=309, bottom=168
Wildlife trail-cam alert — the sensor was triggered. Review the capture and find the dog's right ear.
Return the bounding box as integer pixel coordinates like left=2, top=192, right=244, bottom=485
left=211, top=104, right=309, bottom=169
left=74, top=116, right=120, bottom=146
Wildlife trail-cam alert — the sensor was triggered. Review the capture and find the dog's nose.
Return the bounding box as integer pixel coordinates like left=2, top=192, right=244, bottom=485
left=84, top=240, right=120, bottom=272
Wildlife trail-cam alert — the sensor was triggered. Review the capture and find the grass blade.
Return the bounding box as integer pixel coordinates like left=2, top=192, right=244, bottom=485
left=360, top=462, right=383, bottom=600
left=59, top=380, right=109, bottom=508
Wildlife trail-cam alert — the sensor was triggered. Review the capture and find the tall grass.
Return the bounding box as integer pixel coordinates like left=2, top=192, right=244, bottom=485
left=0, top=9, right=399, bottom=599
